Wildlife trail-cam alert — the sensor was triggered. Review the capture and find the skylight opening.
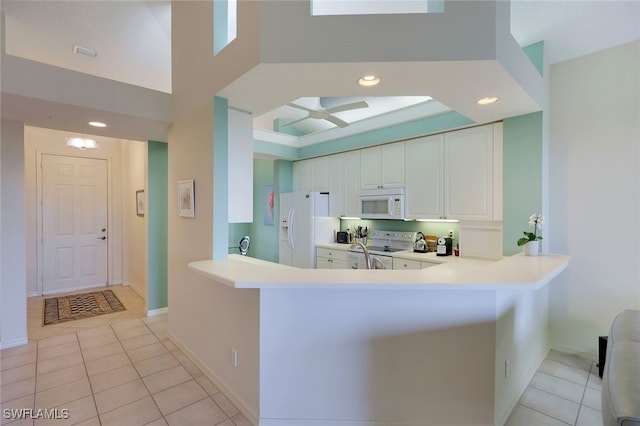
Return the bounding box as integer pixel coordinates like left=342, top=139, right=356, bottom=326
left=213, top=0, right=237, bottom=55
left=311, top=0, right=443, bottom=16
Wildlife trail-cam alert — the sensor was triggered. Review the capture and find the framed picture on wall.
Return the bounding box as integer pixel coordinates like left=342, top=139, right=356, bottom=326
left=136, top=190, right=145, bottom=216
left=177, top=179, right=195, bottom=218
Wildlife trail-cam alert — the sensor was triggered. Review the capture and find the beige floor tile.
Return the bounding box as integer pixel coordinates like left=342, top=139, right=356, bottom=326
left=134, top=353, right=179, bottom=378
left=216, top=420, right=234, bottom=426
left=505, top=404, right=569, bottom=426
left=212, top=392, right=239, bottom=418
left=33, top=395, right=97, bottom=426
left=530, top=371, right=585, bottom=404
left=115, top=325, right=153, bottom=341
left=71, top=417, right=101, bottom=426
left=161, top=340, right=177, bottom=352
left=142, top=314, right=168, bottom=325
left=35, top=378, right=91, bottom=410
left=587, top=369, right=603, bottom=392
left=0, top=342, right=37, bottom=358
left=127, top=342, right=169, bottom=363
left=99, top=396, right=162, bottom=426
left=144, top=418, right=168, bottom=426
left=539, top=359, right=590, bottom=386
left=37, top=352, right=84, bottom=376
left=76, top=326, right=116, bottom=341
left=164, top=397, right=227, bottom=426
left=151, top=379, right=208, bottom=416
left=195, top=375, right=220, bottom=396
left=576, top=405, right=603, bottom=426
left=37, top=341, right=80, bottom=362
left=546, top=350, right=594, bottom=373
left=1, top=364, right=36, bottom=386
left=35, top=364, right=87, bottom=392
left=520, top=386, right=580, bottom=425
left=146, top=321, right=167, bottom=334
left=85, top=352, right=131, bottom=377
left=81, top=341, right=124, bottom=362
left=180, top=359, right=203, bottom=378
left=120, top=333, right=160, bottom=352
left=94, top=378, right=149, bottom=414
left=1, top=418, right=34, bottom=426
left=1, top=352, right=37, bottom=371
left=142, top=365, right=191, bottom=394
left=0, top=395, right=34, bottom=425
left=78, top=332, right=119, bottom=351
left=230, top=413, right=253, bottom=426
left=582, top=387, right=601, bottom=411
left=110, top=319, right=146, bottom=332
left=37, top=333, right=79, bottom=350
left=152, top=330, right=168, bottom=340
left=89, top=364, right=140, bottom=393
left=1, top=378, right=35, bottom=404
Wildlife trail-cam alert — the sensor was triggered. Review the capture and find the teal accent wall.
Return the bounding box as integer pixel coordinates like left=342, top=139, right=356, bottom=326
left=213, top=0, right=229, bottom=55
left=228, top=222, right=251, bottom=255
left=253, top=140, right=299, bottom=160
left=502, top=111, right=543, bottom=255
left=250, top=159, right=279, bottom=262
left=524, top=41, right=544, bottom=76
left=213, top=96, right=229, bottom=259
left=147, top=141, right=168, bottom=311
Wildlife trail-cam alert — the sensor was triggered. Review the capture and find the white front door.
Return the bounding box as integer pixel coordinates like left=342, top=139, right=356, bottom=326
left=42, top=154, right=108, bottom=294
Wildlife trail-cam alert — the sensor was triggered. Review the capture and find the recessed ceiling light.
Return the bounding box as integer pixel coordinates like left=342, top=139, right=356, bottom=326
left=358, top=75, right=381, bottom=87
left=89, top=121, right=107, bottom=128
left=477, top=96, right=499, bottom=105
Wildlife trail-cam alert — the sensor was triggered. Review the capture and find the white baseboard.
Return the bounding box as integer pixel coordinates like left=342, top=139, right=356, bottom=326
left=167, top=331, right=259, bottom=426
left=127, top=283, right=146, bottom=300
left=550, top=343, right=598, bottom=362
left=0, top=337, right=29, bottom=350
left=147, top=307, right=168, bottom=317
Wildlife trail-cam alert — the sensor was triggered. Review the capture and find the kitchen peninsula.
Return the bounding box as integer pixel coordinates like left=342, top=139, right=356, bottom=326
left=173, top=254, right=569, bottom=426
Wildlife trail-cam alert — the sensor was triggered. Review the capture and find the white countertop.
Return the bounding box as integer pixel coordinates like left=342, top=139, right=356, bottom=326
left=188, top=252, right=570, bottom=291
left=317, top=243, right=499, bottom=263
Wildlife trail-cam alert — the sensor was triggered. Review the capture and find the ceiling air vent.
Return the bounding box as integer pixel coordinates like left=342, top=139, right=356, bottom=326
left=73, top=45, right=97, bottom=58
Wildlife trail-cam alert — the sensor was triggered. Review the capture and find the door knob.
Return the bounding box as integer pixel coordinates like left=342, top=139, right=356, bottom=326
left=97, top=236, right=106, bottom=240
left=101, top=228, right=106, bottom=232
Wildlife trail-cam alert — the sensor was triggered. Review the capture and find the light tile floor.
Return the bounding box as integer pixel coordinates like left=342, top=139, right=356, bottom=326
left=1, top=285, right=251, bottom=426
left=2, top=285, right=603, bottom=426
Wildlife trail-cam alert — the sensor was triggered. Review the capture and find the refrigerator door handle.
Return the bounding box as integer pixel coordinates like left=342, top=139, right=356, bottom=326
left=288, top=208, right=295, bottom=249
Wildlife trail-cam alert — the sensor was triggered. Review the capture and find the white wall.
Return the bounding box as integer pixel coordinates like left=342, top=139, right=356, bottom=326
left=24, top=126, right=125, bottom=295
left=121, top=140, right=148, bottom=299
left=548, top=40, right=640, bottom=357
left=0, top=120, right=27, bottom=348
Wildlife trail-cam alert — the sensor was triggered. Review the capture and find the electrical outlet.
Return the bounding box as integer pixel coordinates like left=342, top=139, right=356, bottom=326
left=448, top=229, right=454, bottom=239
left=505, top=358, right=511, bottom=379
left=231, top=348, right=238, bottom=368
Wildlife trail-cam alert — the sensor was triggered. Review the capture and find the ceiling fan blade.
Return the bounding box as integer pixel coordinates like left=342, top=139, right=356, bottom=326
left=286, top=103, right=316, bottom=113
left=280, top=116, right=308, bottom=128
left=326, top=101, right=369, bottom=114
left=325, top=115, right=349, bottom=128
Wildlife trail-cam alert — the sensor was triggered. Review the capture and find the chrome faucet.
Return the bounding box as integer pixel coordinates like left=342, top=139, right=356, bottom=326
left=350, top=241, right=384, bottom=269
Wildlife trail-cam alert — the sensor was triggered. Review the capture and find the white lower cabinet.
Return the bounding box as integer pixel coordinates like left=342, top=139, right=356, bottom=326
left=316, top=247, right=348, bottom=269
left=392, top=258, right=421, bottom=270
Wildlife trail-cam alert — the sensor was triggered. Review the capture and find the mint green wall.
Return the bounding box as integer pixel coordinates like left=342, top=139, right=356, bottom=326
left=147, top=141, right=168, bottom=311
left=250, top=159, right=279, bottom=262
left=253, top=140, right=300, bottom=160
left=502, top=111, right=543, bottom=255
left=523, top=41, right=544, bottom=76
left=213, top=96, right=229, bottom=259
left=228, top=222, right=251, bottom=254
left=213, top=0, right=229, bottom=55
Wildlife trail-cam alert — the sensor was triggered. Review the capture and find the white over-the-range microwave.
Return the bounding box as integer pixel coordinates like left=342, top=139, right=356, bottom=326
left=358, top=188, right=405, bottom=220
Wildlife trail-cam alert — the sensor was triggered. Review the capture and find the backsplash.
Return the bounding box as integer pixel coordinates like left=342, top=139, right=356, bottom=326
left=339, top=219, right=459, bottom=248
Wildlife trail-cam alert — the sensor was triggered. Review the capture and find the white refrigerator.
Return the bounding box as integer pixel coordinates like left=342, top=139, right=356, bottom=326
left=279, top=192, right=339, bottom=268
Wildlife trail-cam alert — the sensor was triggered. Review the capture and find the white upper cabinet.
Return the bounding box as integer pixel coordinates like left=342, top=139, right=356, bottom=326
left=311, top=156, right=330, bottom=192
left=329, top=150, right=361, bottom=217
left=360, top=142, right=405, bottom=190
left=405, top=134, right=445, bottom=219
left=444, top=123, right=502, bottom=221
left=404, top=123, right=502, bottom=221
left=293, top=159, right=312, bottom=191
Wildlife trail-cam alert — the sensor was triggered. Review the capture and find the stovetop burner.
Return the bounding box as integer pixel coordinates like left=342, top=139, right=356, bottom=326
left=367, top=245, right=405, bottom=253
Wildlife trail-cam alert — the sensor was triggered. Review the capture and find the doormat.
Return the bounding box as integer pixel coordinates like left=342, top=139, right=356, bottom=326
left=43, top=290, right=125, bottom=325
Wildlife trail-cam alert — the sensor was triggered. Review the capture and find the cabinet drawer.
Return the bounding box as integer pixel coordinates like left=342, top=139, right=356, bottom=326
left=392, top=258, right=421, bottom=270
left=317, top=247, right=347, bottom=262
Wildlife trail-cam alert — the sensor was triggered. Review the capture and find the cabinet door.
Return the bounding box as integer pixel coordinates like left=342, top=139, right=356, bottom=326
left=380, top=142, right=405, bottom=188
left=405, top=135, right=444, bottom=219
left=316, top=257, right=332, bottom=269
left=343, top=150, right=361, bottom=217
left=445, top=125, right=494, bottom=221
left=360, top=146, right=381, bottom=190
left=311, top=156, right=330, bottom=192
left=294, top=159, right=312, bottom=192
left=392, top=258, right=421, bottom=270
left=328, top=154, right=344, bottom=217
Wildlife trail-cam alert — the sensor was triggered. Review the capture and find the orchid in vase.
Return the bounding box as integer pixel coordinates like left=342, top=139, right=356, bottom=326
left=517, top=214, right=544, bottom=247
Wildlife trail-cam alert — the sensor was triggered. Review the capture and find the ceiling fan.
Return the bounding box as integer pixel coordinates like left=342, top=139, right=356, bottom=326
left=281, top=100, right=369, bottom=128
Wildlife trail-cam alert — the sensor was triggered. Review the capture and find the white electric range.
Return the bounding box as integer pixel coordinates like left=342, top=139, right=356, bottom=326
left=347, top=229, right=416, bottom=269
